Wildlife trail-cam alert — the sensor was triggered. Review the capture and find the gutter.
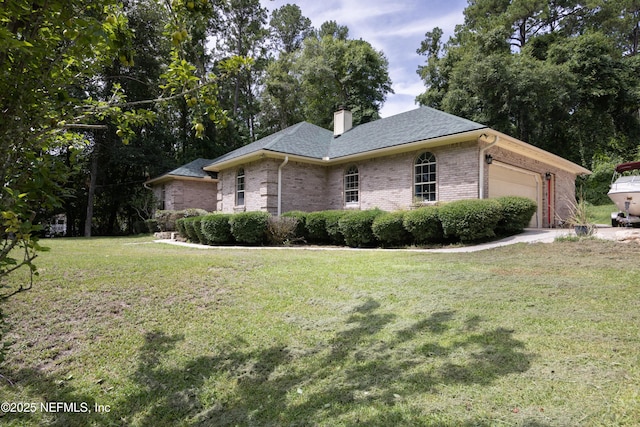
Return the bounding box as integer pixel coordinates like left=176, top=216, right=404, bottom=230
left=277, top=156, right=289, bottom=216
left=478, top=133, right=499, bottom=199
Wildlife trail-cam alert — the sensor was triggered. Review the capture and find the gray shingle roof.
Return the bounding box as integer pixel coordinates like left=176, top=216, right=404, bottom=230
left=207, top=107, right=487, bottom=167
left=154, top=158, right=216, bottom=180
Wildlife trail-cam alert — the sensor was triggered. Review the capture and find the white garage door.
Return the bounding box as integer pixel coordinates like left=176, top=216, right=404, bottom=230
left=488, top=162, right=541, bottom=228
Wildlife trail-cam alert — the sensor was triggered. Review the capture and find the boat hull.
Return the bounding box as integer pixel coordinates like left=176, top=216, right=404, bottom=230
left=608, top=183, right=640, bottom=217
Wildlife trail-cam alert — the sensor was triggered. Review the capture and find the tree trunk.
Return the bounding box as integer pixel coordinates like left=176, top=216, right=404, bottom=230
left=84, top=144, right=99, bottom=237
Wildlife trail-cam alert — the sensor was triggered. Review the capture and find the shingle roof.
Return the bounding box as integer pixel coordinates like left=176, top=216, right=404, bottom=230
left=207, top=107, right=487, bottom=167
left=147, top=158, right=216, bottom=184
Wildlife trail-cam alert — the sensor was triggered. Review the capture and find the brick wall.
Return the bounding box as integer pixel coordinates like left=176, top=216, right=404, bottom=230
left=217, top=159, right=279, bottom=214
left=153, top=179, right=217, bottom=212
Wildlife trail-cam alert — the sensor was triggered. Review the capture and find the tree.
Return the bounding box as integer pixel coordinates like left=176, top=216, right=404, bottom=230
left=1, top=0, right=234, bottom=293
left=269, top=4, right=313, bottom=54
left=416, top=1, right=640, bottom=169
left=297, top=26, right=394, bottom=128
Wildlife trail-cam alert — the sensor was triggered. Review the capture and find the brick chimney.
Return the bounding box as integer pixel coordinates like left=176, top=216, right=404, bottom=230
left=333, top=108, right=352, bottom=137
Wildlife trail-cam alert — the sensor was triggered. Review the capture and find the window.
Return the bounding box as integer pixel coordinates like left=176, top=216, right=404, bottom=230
left=344, top=165, right=359, bottom=204
left=158, top=185, right=166, bottom=210
left=236, top=168, right=245, bottom=206
left=414, top=152, right=436, bottom=202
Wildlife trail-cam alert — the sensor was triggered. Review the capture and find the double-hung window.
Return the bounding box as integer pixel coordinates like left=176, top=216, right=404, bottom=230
left=344, top=165, right=359, bottom=204
left=236, top=168, right=245, bottom=206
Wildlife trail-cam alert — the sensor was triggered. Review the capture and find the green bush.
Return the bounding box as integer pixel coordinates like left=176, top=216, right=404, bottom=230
left=304, top=211, right=330, bottom=243
left=176, top=217, right=187, bottom=237
left=192, top=216, right=206, bottom=244
left=495, top=196, right=537, bottom=234
left=338, top=209, right=384, bottom=248
left=201, top=214, right=233, bottom=244
left=155, top=209, right=208, bottom=231
left=438, top=199, right=502, bottom=242
left=181, top=217, right=201, bottom=242
left=372, top=211, right=412, bottom=247
left=323, top=210, right=349, bottom=245
left=144, top=219, right=159, bottom=233
left=229, top=211, right=270, bottom=245
left=282, top=211, right=308, bottom=241
left=403, top=206, right=444, bottom=244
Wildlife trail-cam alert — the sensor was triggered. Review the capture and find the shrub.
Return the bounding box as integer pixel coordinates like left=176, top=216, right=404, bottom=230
left=403, top=206, right=444, bottom=244
left=155, top=209, right=208, bottom=231
left=229, top=211, right=270, bottom=245
left=144, top=219, right=159, bottom=233
left=338, top=209, right=384, bottom=248
left=304, top=211, right=330, bottom=244
left=323, top=210, right=348, bottom=245
left=176, top=217, right=187, bottom=237
left=281, top=211, right=308, bottom=241
left=372, top=211, right=412, bottom=247
left=191, top=216, right=207, bottom=244
left=267, top=216, right=300, bottom=245
left=201, top=214, right=233, bottom=244
left=438, top=199, right=502, bottom=242
left=181, top=217, right=201, bottom=242
left=495, top=196, right=537, bottom=234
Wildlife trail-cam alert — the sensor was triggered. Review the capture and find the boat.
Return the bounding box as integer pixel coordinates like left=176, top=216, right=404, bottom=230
left=608, top=161, right=640, bottom=226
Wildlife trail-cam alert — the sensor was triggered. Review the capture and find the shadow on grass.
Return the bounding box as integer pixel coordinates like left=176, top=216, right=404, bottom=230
left=1, top=299, right=543, bottom=426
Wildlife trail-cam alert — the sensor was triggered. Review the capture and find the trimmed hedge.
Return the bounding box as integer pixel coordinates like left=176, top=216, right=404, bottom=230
left=439, top=199, right=502, bottom=242
left=192, top=216, right=206, bottom=244
left=403, top=206, right=444, bottom=244
left=155, top=209, right=208, bottom=231
left=201, top=214, right=233, bottom=244
left=304, top=210, right=348, bottom=245
left=372, top=211, right=412, bottom=247
left=229, top=211, right=270, bottom=245
left=338, top=209, right=384, bottom=248
left=180, top=217, right=202, bottom=242
left=495, top=196, right=537, bottom=234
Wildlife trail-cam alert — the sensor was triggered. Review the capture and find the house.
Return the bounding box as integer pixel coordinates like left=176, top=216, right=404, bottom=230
left=145, top=158, right=218, bottom=212
left=146, top=107, right=591, bottom=227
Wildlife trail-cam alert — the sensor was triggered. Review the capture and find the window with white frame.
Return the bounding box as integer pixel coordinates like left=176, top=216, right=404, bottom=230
left=344, top=165, right=359, bottom=204
left=414, top=152, right=436, bottom=202
left=236, top=168, right=245, bottom=206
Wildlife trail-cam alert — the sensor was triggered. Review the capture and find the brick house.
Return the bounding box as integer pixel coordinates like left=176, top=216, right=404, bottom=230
left=146, top=107, right=591, bottom=227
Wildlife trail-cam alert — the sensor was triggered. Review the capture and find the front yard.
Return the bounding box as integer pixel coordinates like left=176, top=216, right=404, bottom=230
left=0, top=236, right=638, bottom=426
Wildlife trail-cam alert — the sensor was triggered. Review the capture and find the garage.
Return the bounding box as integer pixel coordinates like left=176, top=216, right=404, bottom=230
left=488, top=162, right=542, bottom=228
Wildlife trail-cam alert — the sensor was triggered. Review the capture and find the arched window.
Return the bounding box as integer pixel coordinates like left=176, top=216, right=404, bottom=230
left=236, top=168, right=245, bottom=206
left=414, top=152, right=436, bottom=202
left=344, top=165, right=359, bottom=204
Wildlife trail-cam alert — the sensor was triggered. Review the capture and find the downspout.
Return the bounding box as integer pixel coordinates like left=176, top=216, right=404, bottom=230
left=478, top=134, right=499, bottom=199
left=277, top=156, right=289, bottom=216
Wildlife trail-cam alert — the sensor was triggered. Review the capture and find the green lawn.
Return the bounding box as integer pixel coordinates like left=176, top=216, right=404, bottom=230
left=1, top=236, right=639, bottom=426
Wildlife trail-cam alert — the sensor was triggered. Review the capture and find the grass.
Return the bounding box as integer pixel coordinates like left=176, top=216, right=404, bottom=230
left=1, top=236, right=639, bottom=426
left=587, top=203, right=618, bottom=225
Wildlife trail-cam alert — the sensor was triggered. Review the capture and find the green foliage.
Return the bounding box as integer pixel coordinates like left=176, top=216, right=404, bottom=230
left=229, top=211, right=270, bottom=245
left=192, top=216, right=206, bottom=244
left=181, top=217, right=202, bottom=243
left=495, top=196, right=537, bottom=235
left=304, top=211, right=330, bottom=244
left=402, top=206, right=445, bottom=244
left=439, top=199, right=503, bottom=242
left=416, top=1, right=640, bottom=167
left=176, top=218, right=187, bottom=237
left=201, top=214, right=233, bottom=244
left=338, top=209, right=384, bottom=248
left=371, top=211, right=412, bottom=247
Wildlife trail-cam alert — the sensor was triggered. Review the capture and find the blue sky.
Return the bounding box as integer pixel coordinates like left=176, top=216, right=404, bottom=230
left=259, top=0, right=469, bottom=117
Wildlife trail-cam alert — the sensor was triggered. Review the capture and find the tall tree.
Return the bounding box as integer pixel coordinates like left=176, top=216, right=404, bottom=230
left=297, top=26, right=393, bottom=128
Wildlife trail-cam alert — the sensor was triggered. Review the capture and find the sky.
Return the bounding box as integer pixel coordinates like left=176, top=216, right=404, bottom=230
left=259, top=0, right=469, bottom=117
